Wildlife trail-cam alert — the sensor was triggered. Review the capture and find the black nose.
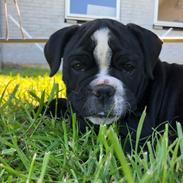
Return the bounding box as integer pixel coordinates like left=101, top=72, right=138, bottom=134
left=92, top=85, right=115, bottom=100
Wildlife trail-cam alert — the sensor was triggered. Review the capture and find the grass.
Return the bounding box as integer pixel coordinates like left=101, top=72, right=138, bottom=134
left=0, top=66, right=183, bottom=182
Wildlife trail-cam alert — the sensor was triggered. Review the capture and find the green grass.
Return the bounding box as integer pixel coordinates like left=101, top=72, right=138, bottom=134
left=0, top=65, right=50, bottom=77
left=0, top=66, right=183, bottom=182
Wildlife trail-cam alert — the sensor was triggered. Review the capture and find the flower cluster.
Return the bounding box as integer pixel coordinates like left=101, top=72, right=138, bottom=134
left=0, top=73, right=66, bottom=104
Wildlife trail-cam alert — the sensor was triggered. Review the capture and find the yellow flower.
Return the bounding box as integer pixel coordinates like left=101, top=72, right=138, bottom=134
left=0, top=73, right=66, bottom=104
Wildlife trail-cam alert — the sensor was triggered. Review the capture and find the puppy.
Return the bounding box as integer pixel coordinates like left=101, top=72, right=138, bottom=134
left=44, top=19, right=183, bottom=145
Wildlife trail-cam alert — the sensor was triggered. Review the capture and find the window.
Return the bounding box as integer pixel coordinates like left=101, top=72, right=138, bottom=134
left=65, top=0, right=120, bottom=21
left=154, top=0, right=183, bottom=28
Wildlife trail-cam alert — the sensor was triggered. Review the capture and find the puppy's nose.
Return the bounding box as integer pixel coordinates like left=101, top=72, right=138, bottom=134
left=92, top=85, right=115, bottom=100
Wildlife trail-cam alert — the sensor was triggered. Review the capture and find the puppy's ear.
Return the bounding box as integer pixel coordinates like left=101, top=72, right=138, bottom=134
left=44, top=25, right=79, bottom=76
left=127, top=24, right=162, bottom=79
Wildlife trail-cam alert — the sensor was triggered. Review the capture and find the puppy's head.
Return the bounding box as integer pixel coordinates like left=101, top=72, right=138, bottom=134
left=44, top=19, right=162, bottom=125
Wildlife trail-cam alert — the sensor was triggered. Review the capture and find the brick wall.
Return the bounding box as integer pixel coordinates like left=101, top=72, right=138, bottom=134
left=0, top=0, right=183, bottom=65
left=0, top=0, right=69, bottom=65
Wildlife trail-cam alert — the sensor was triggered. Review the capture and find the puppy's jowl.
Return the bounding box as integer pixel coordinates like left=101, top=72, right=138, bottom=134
left=44, top=19, right=183, bottom=144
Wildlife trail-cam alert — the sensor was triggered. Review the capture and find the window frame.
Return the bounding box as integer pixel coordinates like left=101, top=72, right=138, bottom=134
left=65, top=0, right=120, bottom=21
left=154, top=0, right=183, bottom=28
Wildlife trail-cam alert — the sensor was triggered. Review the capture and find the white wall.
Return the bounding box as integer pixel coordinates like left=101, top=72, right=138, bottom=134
left=0, top=0, right=183, bottom=65
left=120, top=0, right=183, bottom=64
left=0, top=0, right=68, bottom=65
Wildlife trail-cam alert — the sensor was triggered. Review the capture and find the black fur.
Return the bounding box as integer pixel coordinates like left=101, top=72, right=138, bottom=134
left=43, top=19, right=183, bottom=148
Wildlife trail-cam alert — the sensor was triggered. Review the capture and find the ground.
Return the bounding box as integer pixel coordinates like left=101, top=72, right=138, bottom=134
left=0, top=65, right=183, bottom=182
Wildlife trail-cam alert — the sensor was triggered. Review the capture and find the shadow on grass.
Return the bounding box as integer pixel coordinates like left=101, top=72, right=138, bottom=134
left=0, top=65, right=52, bottom=77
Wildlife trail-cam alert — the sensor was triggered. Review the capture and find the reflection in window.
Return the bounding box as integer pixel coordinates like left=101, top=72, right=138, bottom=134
left=66, top=0, right=120, bottom=20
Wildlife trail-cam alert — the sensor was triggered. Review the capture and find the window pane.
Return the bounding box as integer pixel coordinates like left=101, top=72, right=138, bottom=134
left=70, top=0, right=117, bottom=17
left=158, top=0, right=183, bottom=22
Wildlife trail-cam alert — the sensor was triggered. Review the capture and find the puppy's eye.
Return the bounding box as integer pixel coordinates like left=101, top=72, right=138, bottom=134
left=122, top=63, right=135, bottom=72
left=71, top=61, right=86, bottom=71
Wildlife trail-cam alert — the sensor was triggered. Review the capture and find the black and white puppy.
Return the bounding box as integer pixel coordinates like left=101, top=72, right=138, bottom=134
left=44, top=19, right=183, bottom=141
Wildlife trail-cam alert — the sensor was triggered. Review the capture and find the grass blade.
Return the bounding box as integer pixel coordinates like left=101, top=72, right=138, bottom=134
left=0, top=80, right=13, bottom=105
left=37, top=152, right=51, bottom=183
left=176, top=122, right=183, bottom=155
left=28, top=90, right=41, bottom=102
left=48, top=83, right=59, bottom=103
left=108, top=128, right=134, bottom=183
left=0, top=84, right=19, bottom=110
left=135, top=107, right=146, bottom=152
left=12, top=136, right=30, bottom=171
left=0, top=162, right=27, bottom=180
left=26, top=153, right=37, bottom=183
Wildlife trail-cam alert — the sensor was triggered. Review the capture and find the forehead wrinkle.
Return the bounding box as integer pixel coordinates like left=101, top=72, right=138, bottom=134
left=92, top=28, right=112, bottom=74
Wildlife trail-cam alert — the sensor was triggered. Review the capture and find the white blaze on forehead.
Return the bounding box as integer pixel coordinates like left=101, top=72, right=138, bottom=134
left=92, top=28, right=111, bottom=75
left=88, top=28, right=127, bottom=125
